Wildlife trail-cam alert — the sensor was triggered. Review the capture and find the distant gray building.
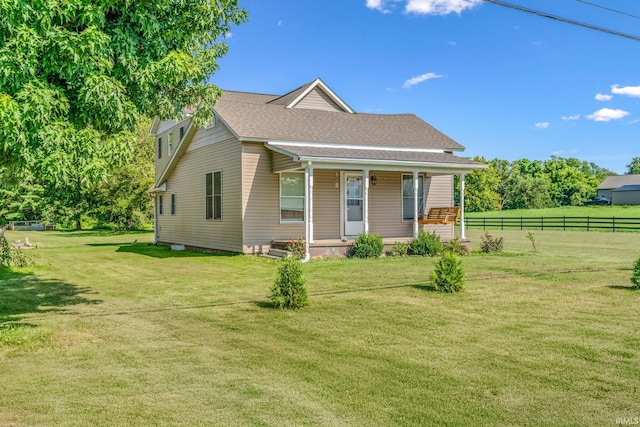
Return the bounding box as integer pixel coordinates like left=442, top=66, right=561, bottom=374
left=597, top=175, right=640, bottom=205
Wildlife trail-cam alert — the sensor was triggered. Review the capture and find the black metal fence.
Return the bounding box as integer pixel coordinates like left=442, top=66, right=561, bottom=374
left=464, top=216, right=640, bottom=232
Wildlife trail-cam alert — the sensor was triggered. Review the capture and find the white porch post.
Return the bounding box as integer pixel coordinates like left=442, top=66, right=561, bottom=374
left=413, top=171, right=419, bottom=238
left=363, top=169, right=370, bottom=234
left=460, top=173, right=466, bottom=239
left=153, top=195, right=158, bottom=244
left=308, top=164, right=314, bottom=243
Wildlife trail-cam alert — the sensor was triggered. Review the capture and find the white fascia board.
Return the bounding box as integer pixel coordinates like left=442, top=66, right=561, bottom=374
left=268, top=141, right=446, bottom=154
left=286, top=78, right=355, bottom=114
left=149, top=117, right=160, bottom=136
left=296, top=156, right=487, bottom=173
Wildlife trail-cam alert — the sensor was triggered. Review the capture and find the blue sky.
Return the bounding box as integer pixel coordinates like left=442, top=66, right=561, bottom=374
left=212, top=0, right=640, bottom=174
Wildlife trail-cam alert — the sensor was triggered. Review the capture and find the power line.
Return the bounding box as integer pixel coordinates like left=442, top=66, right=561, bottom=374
left=576, top=0, right=640, bottom=20
left=482, top=0, right=640, bottom=42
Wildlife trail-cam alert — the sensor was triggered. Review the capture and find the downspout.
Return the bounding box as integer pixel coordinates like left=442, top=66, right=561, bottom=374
left=413, top=171, right=419, bottom=238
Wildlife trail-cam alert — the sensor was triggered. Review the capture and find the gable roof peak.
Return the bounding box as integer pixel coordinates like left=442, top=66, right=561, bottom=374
left=267, top=78, right=355, bottom=114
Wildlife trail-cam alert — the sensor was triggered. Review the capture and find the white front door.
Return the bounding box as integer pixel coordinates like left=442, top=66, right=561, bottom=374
left=344, top=173, right=364, bottom=237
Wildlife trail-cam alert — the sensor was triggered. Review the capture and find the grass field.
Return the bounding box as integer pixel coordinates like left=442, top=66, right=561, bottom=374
left=465, top=205, right=640, bottom=218
left=1, top=229, right=639, bottom=426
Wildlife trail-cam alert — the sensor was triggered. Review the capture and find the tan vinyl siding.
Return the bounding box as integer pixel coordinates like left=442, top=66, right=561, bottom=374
left=242, top=142, right=304, bottom=253
left=156, top=130, right=243, bottom=253
left=312, top=169, right=341, bottom=240
left=422, top=175, right=455, bottom=240
left=188, top=120, right=235, bottom=152
left=368, top=171, right=412, bottom=238
left=272, top=151, right=302, bottom=173
left=293, top=87, right=345, bottom=112
left=154, top=119, right=190, bottom=182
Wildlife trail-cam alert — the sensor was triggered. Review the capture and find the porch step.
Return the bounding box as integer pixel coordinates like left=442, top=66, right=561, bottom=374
left=267, top=248, right=292, bottom=259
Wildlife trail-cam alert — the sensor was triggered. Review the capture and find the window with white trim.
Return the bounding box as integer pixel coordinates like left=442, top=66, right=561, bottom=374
left=205, top=171, right=222, bottom=220
left=280, top=172, right=304, bottom=222
left=171, top=193, right=176, bottom=215
left=168, top=132, right=174, bottom=155
left=402, top=174, right=424, bottom=221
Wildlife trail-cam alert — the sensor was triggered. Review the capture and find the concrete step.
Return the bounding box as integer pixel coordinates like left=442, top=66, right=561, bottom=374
left=268, top=248, right=292, bottom=259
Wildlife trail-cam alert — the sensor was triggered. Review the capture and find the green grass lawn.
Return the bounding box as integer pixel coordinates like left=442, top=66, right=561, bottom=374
left=466, top=205, right=640, bottom=218
left=1, top=229, right=639, bottom=426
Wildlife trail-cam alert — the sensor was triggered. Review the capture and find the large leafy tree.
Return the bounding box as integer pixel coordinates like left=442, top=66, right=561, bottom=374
left=0, top=0, right=247, bottom=226
left=627, top=157, right=640, bottom=175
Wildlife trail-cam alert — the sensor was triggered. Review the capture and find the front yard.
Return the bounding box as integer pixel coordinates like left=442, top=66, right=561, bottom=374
left=1, top=229, right=638, bottom=426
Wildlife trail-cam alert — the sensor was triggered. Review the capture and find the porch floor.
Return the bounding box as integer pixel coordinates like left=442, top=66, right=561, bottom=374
left=272, top=237, right=413, bottom=258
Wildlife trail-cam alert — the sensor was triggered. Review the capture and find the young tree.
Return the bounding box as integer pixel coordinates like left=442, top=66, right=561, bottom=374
left=0, top=1, right=247, bottom=220
left=464, top=157, right=501, bottom=212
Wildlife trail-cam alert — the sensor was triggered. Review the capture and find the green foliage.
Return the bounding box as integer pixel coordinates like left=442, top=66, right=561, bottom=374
left=271, top=257, right=308, bottom=309
left=286, top=237, right=305, bottom=260
left=480, top=233, right=504, bottom=253
left=627, top=157, right=640, bottom=175
left=0, top=229, right=33, bottom=268
left=352, top=233, right=384, bottom=258
left=431, top=251, right=465, bottom=293
left=0, top=0, right=248, bottom=220
left=387, top=241, right=409, bottom=257
left=464, top=156, right=501, bottom=212
left=443, top=237, right=469, bottom=256
left=464, top=156, right=614, bottom=212
left=526, top=232, right=538, bottom=252
left=408, top=230, right=443, bottom=257
left=632, top=256, right=640, bottom=289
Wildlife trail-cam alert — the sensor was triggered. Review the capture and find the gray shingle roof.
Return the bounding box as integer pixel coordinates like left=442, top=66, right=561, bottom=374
left=269, top=144, right=478, bottom=166
left=214, top=87, right=465, bottom=151
left=597, top=174, right=640, bottom=190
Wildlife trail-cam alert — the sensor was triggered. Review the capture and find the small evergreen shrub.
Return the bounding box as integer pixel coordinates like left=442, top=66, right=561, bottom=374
left=431, top=251, right=465, bottom=293
left=0, top=230, right=33, bottom=269
left=352, top=233, right=384, bottom=258
left=443, top=237, right=469, bottom=256
left=387, top=241, right=409, bottom=257
left=632, top=256, right=640, bottom=290
left=408, top=230, right=443, bottom=257
left=480, top=233, right=504, bottom=253
left=286, top=237, right=305, bottom=260
left=271, top=257, right=308, bottom=309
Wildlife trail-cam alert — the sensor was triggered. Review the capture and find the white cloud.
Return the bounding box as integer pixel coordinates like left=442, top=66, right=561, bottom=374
left=224, top=32, right=232, bottom=38
left=595, top=93, right=612, bottom=101
left=535, top=122, right=550, bottom=129
left=586, top=108, right=630, bottom=122
left=403, top=72, right=444, bottom=88
left=367, top=0, right=481, bottom=15
left=611, top=84, right=640, bottom=98
left=366, top=0, right=390, bottom=13
left=561, top=114, right=580, bottom=121
left=405, top=0, right=482, bottom=15
left=277, top=20, right=283, bottom=26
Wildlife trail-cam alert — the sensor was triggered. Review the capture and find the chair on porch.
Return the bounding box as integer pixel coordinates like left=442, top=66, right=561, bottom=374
left=418, top=207, right=461, bottom=225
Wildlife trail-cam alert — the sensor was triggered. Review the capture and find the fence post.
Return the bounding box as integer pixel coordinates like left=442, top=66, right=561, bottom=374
left=520, top=217, right=523, bottom=230
left=613, top=216, right=616, bottom=233
left=483, top=217, right=486, bottom=230
left=501, top=217, right=504, bottom=230
left=563, top=216, right=566, bottom=231
left=541, top=216, right=544, bottom=231
left=587, top=216, right=590, bottom=232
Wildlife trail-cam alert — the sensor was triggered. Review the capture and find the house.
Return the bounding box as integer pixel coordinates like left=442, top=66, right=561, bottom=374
left=148, top=78, right=485, bottom=258
left=597, top=174, right=640, bottom=205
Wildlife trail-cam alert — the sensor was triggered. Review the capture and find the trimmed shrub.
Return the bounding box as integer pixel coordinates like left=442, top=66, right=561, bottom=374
left=271, top=257, right=308, bottom=309
left=409, top=230, right=443, bottom=257
left=431, top=251, right=465, bottom=293
left=443, top=237, right=469, bottom=256
left=352, top=233, right=384, bottom=258
left=480, top=233, right=504, bottom=253
left=387, top=241, right=409, bottom=257
left=632, top=256, right=640, bottom=290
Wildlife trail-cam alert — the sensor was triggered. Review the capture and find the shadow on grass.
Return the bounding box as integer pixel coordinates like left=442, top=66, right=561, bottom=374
left=411, top=284, right=438, bottom=292
left=606, top=285, right=639, bottom=291
left=0, top=270, right=101, bottom=325
left=82, top=242, right=240, bottom=259
left=54, top=230, right=153, bottom=238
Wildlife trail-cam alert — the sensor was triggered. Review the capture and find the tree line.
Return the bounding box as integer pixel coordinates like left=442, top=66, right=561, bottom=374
left=462, top=156, right=640, bottom=212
